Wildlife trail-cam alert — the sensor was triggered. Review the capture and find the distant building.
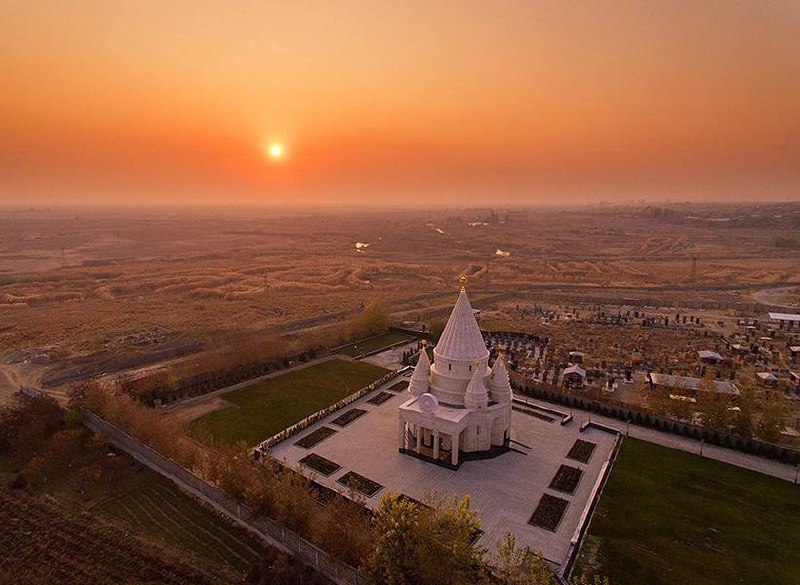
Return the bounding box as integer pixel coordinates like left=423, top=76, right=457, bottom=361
left=398, top=288, right=512, bottom=468
left=568, top=351, right=584, bottom=364
left=756, top=372, right=779, bottom=388
left=562, top=365, right=587, bottom=388
left=731, top=343, right=749, bottom=356
left=648, top=373, right=739, bottom=398
left=697, top=350, right=723, bottom=364
left=768, top=312, right=800, bottom=330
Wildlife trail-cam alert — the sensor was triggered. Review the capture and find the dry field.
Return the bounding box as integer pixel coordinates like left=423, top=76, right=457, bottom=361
left=1, top=203, right=798, bottom=391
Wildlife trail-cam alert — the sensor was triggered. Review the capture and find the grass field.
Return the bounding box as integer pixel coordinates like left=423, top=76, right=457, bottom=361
left=191, top=358, right=390, bottom=446
left=577, top=439, right=800, bottom=585
left=335, top=331, right=414, bottom=357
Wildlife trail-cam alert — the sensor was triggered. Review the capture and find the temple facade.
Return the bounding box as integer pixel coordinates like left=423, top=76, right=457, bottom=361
left=398, top=287, right=513, bottom=468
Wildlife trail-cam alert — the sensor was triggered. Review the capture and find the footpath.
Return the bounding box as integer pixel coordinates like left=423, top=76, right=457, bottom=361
left=518, top=395, right=799, bottom=483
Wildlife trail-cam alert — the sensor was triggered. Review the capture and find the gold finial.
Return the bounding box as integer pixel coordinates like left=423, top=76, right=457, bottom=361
left=459, top=274, right=468, bottom=290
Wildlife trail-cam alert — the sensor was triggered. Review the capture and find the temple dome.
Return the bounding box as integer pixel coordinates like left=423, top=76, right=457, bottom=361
left=434, top=289, right=489, bottom=361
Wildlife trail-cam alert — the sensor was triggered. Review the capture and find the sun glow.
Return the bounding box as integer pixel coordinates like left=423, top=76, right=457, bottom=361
left=262, top=142, right=285, bottom=162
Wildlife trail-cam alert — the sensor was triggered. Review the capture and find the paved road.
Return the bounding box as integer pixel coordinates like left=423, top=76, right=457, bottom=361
left=518, top=396, right=800, bottom=484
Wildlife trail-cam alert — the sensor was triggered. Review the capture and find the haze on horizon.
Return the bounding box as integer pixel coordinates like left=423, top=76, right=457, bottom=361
left=2, top=1, right=799, bottom=208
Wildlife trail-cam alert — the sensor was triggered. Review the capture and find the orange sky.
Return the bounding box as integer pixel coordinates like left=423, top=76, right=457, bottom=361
left=2, top=1, right=799, bottom=207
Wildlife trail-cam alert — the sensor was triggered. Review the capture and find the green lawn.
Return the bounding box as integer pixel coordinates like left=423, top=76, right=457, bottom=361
left=577, top=438, right=800, bottom=585
left=335, top=332, right=414, bottom=357
left=191, top=358, right=390, bottom=446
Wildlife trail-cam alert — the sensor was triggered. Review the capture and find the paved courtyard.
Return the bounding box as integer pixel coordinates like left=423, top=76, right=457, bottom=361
left=270, top=377, right=617, bottom=567
left=360, top=340, right=418, bottom=369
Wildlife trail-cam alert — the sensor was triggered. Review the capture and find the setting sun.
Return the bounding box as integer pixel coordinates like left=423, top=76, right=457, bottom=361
left=268, top=143, right=283, bottom=160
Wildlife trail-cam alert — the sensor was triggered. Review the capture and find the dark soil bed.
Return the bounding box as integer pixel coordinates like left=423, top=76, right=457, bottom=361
left=366, top=391, right=394, bottom=406
left=298, top=453, right=342, bottom=476
left=529, top=494, right=569, bottom=532
left=567, top=439, right=597, bottom=463
left=294, top=426, right=337, bottom=449
left=337, top=471, right=384, bottom=497
left=549, top=464, right=583, bottom=494
left=330, top=408, right=368, bottom=427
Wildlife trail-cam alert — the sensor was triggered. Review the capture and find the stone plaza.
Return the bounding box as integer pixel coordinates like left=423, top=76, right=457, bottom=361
left=270, top=372, right=617, bottom=567
left=269, top=288, right=618, bottom=568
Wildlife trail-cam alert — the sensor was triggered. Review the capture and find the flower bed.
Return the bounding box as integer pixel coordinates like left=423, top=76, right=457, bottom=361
left=294, top=426, right=338, bottom=449
left=567, top=439, right=597, bottom=463
left=330, top=408, right=368, bottom=428
left=366, top=391, right=394, bottom=406
left=299, top=453, right=342, bottom=476
left=549, top=464, right=583, bottom=495
left=337, top=471, right=384, bottom=497
left=388, top=381, right=409, bottom=392
left=529, top=494, right=569, bottom=532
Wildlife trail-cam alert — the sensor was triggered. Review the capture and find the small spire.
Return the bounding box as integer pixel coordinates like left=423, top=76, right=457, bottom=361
left=409, top=348, right=431, bottom=397
left=490, top=352, right=512, bottom=404
left=490, top=352, right=510, bottom=389
left=417, top=347, right=431, bottom=371
left=464, top=363, right=489, bottom=409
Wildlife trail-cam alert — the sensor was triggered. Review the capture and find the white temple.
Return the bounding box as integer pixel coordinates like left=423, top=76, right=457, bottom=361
left=398, top=287, right=513, bottom=468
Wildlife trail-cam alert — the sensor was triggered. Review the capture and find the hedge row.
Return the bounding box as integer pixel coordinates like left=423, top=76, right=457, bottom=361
left=129, top=349, right=322, bottom=407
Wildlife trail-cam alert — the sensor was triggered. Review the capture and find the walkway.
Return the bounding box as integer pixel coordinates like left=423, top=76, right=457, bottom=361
left=517, top=396, right=799, bottom=483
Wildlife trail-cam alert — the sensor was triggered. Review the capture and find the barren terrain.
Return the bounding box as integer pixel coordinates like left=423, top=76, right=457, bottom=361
left=1, top=203, right=798, bottom=393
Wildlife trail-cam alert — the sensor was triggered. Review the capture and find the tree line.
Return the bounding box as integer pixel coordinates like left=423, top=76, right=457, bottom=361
left=60, top=381, right=607, bottom=584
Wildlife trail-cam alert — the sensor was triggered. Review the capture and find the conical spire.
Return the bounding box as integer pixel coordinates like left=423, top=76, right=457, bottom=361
left=434, top=289, right=489, bottom=361
left=464, top=361, right=489, bottom=410
left=490, top=353, right=510, bottom=391
left=490, top=352, right=512, bottom=404
left=409, top=348, right=430, bottom=397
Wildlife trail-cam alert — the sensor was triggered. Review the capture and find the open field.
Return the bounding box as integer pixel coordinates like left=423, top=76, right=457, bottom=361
left=0, top=407, right=333, bottom=585
left=0, top=489, right=235, bottom=585
left=335, top=331, right=414, bottom=357
left=1, top=203, right=798, bottom=394
left=577, top=438, right=800, bottom=585
left=0, top=429, right=304, bottom=584
left=95, top=475, right=264, bottom=573
left=190, top=358, right=390, bottom=445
